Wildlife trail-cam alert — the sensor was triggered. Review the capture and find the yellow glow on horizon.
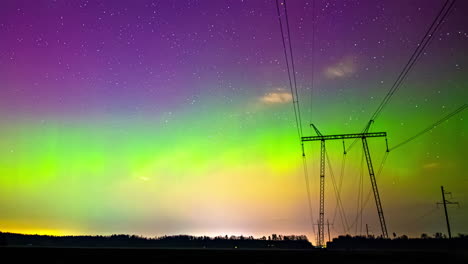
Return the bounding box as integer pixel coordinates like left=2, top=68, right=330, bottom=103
left=0, top=228, right=78, bottom=237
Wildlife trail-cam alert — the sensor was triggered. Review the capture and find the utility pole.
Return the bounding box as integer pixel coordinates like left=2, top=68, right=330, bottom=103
left=316, top=220, right=320, bottom=246
left=437, top=186, right=459, bottom=239
left=366, top=224, right=369, bottom=237
left=313, top=221, right=333, bottom=246
left=301, top=124, right=389, bottom=246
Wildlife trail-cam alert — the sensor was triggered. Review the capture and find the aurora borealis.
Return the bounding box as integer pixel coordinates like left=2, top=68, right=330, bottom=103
left=0, top=0, right=467, bottom=240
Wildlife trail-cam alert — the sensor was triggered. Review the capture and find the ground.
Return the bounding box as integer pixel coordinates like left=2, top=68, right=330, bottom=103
left=1, top=247, right=467, bottom=264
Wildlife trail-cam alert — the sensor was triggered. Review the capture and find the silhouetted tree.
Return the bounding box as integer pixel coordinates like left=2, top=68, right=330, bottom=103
left=0, top=232, right=313, bottom=249
left=0, top=233, right=7, bottom=246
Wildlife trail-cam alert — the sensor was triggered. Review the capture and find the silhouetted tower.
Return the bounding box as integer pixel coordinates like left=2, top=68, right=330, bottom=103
left=308, top=124, right=326, bottom=246
left=437, top=186, right=459, bottom=239
left=302, top=124, right=389, bottom=246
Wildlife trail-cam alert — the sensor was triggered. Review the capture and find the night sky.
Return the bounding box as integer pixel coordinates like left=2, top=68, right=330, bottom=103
left=0, top=0, right=467, bottom=240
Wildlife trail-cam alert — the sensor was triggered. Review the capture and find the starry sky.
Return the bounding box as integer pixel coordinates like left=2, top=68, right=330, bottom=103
left=0, top=0, right=467, bottom=240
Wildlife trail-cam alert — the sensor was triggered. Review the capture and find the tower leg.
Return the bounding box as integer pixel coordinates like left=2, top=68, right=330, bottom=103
left=362, top=137, right=388, bottom=238
left=318, top=140, right=325, bottom=246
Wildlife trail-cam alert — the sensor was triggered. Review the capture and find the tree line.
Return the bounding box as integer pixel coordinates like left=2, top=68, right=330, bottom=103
left=0, top=232, right=313, bottom=249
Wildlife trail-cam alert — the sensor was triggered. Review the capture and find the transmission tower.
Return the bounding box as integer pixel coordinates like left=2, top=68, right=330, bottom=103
left=302, top=124, right=389, bottom=246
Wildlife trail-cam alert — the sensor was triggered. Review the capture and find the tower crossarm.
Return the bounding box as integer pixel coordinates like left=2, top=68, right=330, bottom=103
left=302, top=132, right=386, bottom=142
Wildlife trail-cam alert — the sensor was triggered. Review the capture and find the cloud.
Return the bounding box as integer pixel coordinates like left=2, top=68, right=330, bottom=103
left=139, top=176, right=150, bottom=181
left=260, top=89, right=293, bottom=104
left=423, top=162, right=441, bottom=169
left=324, top=56, right=357, bottom=79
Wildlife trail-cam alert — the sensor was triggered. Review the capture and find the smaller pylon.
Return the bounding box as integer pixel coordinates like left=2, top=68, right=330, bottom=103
left=437, top=186, right=459, bottom=239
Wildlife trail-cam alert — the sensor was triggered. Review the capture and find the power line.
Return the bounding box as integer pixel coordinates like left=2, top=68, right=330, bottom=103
left=348, top=104, right=468, bottom=231
left=302, top=156, right=316, bottom=235
left=331, top=150, right=347, bottom=226
left=275, top=0, right=303, bottom=138
left=275, top=0, right=316, bottom=240
left=309, top=0, right=316, bottom=123
left=346, top=0, right=457, bottom=153
left=369, top=0, right=456, bottom=122
left=389, top=103, right=467, bottom=151
left=347, top=151, right=389, bottom=233
left=330, top=141, right=348, bottom=227
left=326, top=150, right=349, bottom=233
left=283, top=0, right=304, bottom=136
left=356, top=150, right=365, bottom=235
left=407, top=206, right=438, bottom=227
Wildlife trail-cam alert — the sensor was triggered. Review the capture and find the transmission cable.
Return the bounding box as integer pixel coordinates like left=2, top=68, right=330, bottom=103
left=331, top=141, right=347, bottom=226
left=389, top=103, right=467, bottom=151
left=302, top=155, right=316, bottom=235
left=326, top=150, right=349, bottom=233
left=275, top=0, right=316, bottom=237
left=275, top=0, right=303, bottom=138
left=346, top=0, right=457, bottom=153
left=370, top=0, right=456, bottom=122
left=309, top=0, right=316, bottom=123
left=346, top=150, right=389, bottom=233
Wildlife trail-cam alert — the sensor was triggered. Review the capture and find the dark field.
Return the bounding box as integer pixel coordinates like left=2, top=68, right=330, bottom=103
left=1, top=247, right=467, bottom=264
